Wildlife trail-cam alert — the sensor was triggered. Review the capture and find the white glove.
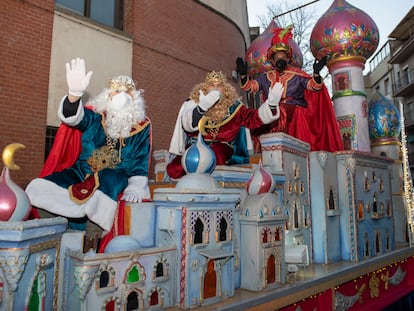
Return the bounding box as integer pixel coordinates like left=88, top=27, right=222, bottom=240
left=65, top=58, right=93, bottom=97
left=198, top=90, right=220, bottom=111
left=121, top=176, right=150, bottom=203
left=267, top=82, right=284, bottom=108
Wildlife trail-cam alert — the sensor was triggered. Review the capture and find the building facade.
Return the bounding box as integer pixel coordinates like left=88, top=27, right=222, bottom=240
left=365, top=7, right=414, bottom=178
left=0, top=0, right=250, bottom=186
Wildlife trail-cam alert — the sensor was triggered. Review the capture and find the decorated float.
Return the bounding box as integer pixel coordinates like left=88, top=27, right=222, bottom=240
left=0, top=0, right=413, bottom=310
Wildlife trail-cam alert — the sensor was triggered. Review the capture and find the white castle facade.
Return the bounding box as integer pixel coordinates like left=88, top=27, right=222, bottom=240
left=0, top=127, right=405, bottom=310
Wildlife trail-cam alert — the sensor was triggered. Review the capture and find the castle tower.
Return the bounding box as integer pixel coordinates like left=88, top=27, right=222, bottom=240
left=368, top=92, right=407, bottom=246
left=154, top=134, right=239, bottom=308
left=260, top=133, right=312, bottom=252
left=310, top=0, right=379, bottom=152
left=239, top=162, right=288, bottom=291
left=309, top=151, right=341, bottom=264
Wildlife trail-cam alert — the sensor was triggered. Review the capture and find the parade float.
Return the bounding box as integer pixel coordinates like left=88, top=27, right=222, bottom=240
left=0, top=0, right=413, bottom=310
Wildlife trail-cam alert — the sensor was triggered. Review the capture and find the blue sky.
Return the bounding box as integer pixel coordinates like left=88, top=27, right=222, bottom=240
left=246, top=0, right=414, bottom=48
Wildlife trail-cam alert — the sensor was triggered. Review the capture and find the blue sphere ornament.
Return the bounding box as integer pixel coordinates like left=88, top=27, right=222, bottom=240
left=104, top=235, right=142, bottom=253
left=182, top=133, right=216, bottom=174
left=368, top=92, right=401, bottom=143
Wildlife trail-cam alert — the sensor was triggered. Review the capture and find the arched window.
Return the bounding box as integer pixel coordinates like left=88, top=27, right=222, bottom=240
left=128, top=266, right=139, bottom=283
left=372, top=193, right=378, bottom=213
left=125, top=261, right=145, bottom=285
left=262, top=227, right=270, bottom=243
left=266, top=255, right=276, bottom=284
left=275, top=227, right=282, bottom=241
left=194, top=218, right=204, bottom=244
left=328, top=188, right=335, bottom=210
left=156, top=262, right=163, bottom=278
left=293, top=203, right=299, bottom=229
left=219, top=217, right=228, bottom=241
left=375, top=232, right=381, bottom=253
left=126, top=291, right=139, bottom=311
left=99, top=270, right=110, bottom=288
left=358, top=201, right=364, bottom=220
left=203, top=260, right=216, bottom=299
left=364, top=232, right=370, bottom=258
left=96, top=266, right=115, bottom=292
left=105, top=300, right=115, bottom=311
left=150, top=291, right=159, bottom=306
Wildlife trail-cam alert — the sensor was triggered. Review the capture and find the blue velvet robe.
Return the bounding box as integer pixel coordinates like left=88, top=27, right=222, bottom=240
left=45, top=108, right=151, bottom=201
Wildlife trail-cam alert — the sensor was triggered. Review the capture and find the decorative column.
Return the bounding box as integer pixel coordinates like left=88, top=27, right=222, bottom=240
left=0, top=247, right=29, bottom=311
left=330, top=57, right=370, bottom=151
left=73, top=263, right=100, bottom=311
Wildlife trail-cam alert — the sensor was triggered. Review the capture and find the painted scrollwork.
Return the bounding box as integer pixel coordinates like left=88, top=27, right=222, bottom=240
left=317, top=152, right=328, bottom=169
left=335, top=284, right=366, bottom=311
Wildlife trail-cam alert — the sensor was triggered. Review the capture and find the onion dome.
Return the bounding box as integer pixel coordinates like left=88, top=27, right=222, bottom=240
left=310, top=0, right=379, bottom=64
left=246, top=161, right=275, bottom=195
left=245, top=20, right=303, bottom=78
left=104, top=235, right=141, bottom=253
left=181, top=133, right=216, bottom=174
left=368, top=92, right=401, bottom=144
left=0, top=143, right=32, bottom=221
left=176, top=133, right=220, bottom=192
left=241, top=163, right=280, bottom=219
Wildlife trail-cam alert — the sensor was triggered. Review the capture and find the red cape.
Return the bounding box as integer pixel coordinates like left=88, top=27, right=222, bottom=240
left=272, top=67, right=344, bottom=152
left=250, top=70, right=344, bottom=153
left=288, top=85, right=344, bottom=152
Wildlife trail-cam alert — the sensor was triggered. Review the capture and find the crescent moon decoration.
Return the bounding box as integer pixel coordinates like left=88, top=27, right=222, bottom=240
left=198, top=116, right=226, bottom=137
left=198, top=116, right=209, bottom=136
left=2, top=143, right=26, bottom=170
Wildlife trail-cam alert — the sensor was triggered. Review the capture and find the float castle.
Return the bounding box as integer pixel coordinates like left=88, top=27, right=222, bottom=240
left=0, top=0, right=413, bottom=310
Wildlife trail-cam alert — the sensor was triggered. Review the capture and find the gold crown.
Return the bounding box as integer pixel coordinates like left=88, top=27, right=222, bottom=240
left=109, top=75, right=136, bottom=92
left=205, top=71, right=226, bottom=84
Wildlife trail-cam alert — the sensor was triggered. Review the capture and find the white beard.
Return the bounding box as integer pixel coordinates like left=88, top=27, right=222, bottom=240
left=89, top=89, right=146, bottom=139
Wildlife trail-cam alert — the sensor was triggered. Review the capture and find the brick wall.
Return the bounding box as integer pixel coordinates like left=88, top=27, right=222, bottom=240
left=0, top=0, right=248, bottom=185
left=124, top=0, right=248, bottom=159
left=0, top=0, right=54, bottom=187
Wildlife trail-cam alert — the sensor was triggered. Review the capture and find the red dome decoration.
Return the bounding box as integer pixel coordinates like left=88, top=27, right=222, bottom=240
left=246, top=161, right=275, bottom=195
left=310, top=0, right=379, bottom=63
left=245, top=20, right=303, bottom=78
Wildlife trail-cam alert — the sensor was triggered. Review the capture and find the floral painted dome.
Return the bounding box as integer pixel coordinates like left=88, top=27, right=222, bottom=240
left=310, top=0, right=379, bottom=63
left=368, top=92, right=401, bottom=144
left=245, top=20, right=303, bottom=78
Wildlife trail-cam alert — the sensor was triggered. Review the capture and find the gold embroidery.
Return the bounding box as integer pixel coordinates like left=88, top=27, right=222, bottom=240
left=87, top=116, right=150, bottom=173
left=87, top=136, right=120, bottom=173
left=207, top=126, right=219, bottom=139
left=198, top=104, right=243, bottom=138
left=68, top=173, right=100, bottom=204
